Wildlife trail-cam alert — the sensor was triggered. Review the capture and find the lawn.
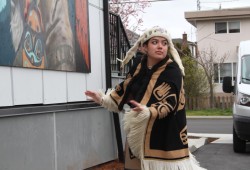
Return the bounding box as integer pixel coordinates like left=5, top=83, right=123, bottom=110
left=186, top=108, right=232, bottom=116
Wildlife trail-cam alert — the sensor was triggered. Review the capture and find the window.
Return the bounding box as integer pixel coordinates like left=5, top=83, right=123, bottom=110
left=214, top=63, right=236, bottom=83
left=215, top=22, right=227, bottom=34
left=220, top=63, right=232, bottom=82
left=241, top=55, right=250, bottom=84
left=215, top=21, right=240, bottom=34
left=229, top=21, right=240, bottom=33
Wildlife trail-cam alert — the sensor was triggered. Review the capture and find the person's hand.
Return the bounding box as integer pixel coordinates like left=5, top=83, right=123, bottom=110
left=129, top=100, right=144, bottom=112
left=85, top=90, right=102, bottom=104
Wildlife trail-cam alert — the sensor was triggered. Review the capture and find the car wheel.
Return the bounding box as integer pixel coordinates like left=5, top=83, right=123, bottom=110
left=233, top=126, right=246, bottom=153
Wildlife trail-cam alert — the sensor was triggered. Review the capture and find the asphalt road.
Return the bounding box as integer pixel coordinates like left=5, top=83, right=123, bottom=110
left=187, top=118, right=250, bottom=170
left=194, top=142, right=250, bottom=170
left=187, top=117, right=233, bottom=134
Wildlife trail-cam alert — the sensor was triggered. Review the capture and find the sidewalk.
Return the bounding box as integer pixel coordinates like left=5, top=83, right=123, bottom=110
left=90, top=133, right=227, bottom=169
left=187, top=116, right=232, bottom=119
left=187, top=116, right=232, bottom=152
left=188, top=133, right=233, bottom=153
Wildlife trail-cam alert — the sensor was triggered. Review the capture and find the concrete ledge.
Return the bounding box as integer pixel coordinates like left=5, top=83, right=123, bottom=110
left=188, top=133, right=233, bottom=153
left=189, top=137, right=209, bottom=152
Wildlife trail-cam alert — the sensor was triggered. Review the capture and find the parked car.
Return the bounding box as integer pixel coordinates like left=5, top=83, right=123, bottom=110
left=223, top=40, right=250, bottom=153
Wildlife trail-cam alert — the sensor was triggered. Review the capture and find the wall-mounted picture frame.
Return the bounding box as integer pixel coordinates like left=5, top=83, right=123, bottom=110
left=0, top=0, right=91, bottom=73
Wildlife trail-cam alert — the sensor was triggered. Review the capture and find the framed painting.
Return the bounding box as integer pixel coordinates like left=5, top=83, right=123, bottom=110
left=0, top=0, right=91, bottom=73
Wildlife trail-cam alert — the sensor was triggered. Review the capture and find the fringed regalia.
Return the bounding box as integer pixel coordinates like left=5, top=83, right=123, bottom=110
left=109, top=56, right=205, bottom=170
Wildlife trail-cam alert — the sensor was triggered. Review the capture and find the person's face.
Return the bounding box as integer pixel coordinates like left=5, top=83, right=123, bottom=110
left=144, top=36, right=168, bottom=64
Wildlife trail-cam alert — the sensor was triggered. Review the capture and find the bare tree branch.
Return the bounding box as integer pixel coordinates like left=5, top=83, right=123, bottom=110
left=109, top=0, right=151, bottom=32
left=196, top=46, right=229, bottom=107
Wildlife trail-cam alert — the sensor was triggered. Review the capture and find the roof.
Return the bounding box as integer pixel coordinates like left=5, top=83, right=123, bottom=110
left=172, top=38, right=196, bottom=46
left=185, top=7, right=250, bottom=27
left=126, top=29, right=140, bottom=46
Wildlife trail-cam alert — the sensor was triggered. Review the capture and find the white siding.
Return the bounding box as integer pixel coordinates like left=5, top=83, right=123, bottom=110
left=89, top=0, right=102, bottom=8
left=67, top=72, right=87, bottom=102
left=43, top=71, right=67, bottom=104
left=86, top=4, right=106, bottom=92
left=12, top=67, right=43, bottom=105
left=0, top=67, right=13, bottom=107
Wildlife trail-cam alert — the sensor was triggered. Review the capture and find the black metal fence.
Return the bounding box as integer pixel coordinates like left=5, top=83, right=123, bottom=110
left=109, top=12, right=131, bottom=76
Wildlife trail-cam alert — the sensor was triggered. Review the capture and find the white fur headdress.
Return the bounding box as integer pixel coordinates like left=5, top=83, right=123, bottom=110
left=117, top=26, right=185, bottom=76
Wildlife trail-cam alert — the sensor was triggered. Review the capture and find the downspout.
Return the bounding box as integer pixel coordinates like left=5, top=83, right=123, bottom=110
left=103, top=0, right=124, bottom=163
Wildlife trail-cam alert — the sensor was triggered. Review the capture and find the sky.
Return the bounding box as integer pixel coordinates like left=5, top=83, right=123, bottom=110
left=131, top=0, right=250, bottom=42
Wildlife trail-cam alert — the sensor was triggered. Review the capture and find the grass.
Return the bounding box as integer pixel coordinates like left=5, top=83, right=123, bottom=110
left=186, top=108, right=232, bottom=116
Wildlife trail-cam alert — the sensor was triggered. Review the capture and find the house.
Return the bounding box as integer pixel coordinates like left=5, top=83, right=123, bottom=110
left=172, top=33, right=197, bottom=58
left=185, top=7, right=250, bottom=94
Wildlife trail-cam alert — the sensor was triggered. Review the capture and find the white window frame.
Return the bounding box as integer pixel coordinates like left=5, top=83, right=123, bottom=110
left=215, top=21, right=240, bottom=34
left=214, top=62, right=236, bottom=83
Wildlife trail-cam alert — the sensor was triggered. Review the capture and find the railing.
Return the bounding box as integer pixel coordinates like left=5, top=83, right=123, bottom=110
left=109, top=12, right=131, bottom=76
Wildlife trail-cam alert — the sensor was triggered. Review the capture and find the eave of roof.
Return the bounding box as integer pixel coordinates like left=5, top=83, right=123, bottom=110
left=185, top=7, right=250, bottom=27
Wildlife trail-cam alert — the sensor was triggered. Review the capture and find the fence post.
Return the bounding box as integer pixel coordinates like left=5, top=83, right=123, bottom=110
left=192, top=97, right=195, bottom=110
left=186, top=97, right=189, bottom=110
left=196, top=96, right=199, bottom=110
left=189, top=97, right=192, bottom=110
left=230, top=96, right=234, bottom=108
left=222, top=96, right=225, bottom=110
left=214, top=96, right=217, bottom=108
left=226, top=96, right=229, bottom=109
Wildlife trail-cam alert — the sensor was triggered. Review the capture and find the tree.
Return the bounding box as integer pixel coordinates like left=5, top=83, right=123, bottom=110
left=175, top=43, right=208, bottom=98
left=182, top=55, right=208, bottom=98
left=196, top=46, right=228, bottom=108
left=109, top=0, right=151, bottom=32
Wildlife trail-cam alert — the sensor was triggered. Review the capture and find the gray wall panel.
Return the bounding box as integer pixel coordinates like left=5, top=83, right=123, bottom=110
left=0, top=114, right=55, bottom=170
left=0, top=108, right=118, bottom=170
left=56, top=108, right=117, bottom=170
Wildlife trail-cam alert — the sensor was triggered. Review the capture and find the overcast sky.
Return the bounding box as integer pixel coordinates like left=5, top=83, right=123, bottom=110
left=131, top=0, right=250, bottom=42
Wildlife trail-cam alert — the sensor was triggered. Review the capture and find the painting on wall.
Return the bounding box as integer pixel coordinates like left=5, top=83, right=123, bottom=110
left=0, top=0, right=91, bottom=73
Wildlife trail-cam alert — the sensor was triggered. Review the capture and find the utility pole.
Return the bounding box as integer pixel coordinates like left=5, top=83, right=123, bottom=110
left=197, top=0, right=201, bottom=10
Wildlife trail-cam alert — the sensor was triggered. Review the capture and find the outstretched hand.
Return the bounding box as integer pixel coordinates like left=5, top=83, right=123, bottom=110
left=129, top=100, right=144, bottom=112
left=85, top=90, right=102, bottom=104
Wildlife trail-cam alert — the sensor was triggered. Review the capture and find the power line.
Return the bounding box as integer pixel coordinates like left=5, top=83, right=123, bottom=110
left=202, top=0, right=238, bottom=3
left=109, top=0, right=173, bottom=4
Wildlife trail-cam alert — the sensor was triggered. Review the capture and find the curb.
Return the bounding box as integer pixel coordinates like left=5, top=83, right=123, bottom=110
left=188, top=133, right=233, bottom=152
left=188, top=137, right=209, bottom=153
left=187, top=116, right=232, bottom=119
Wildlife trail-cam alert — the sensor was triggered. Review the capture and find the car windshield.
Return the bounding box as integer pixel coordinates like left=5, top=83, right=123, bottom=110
left=241, top=55, right=250, bottom=84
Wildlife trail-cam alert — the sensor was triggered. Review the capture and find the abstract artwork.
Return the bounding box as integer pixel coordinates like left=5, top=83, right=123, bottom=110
left=0, top=0, right=90, bottom=72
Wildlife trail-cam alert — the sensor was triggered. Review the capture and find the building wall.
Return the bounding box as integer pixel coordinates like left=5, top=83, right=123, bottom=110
left=0, top=1, right=119, bottom=170
left=0, top=108, right=117, bottom=170
left=196, top=17, right=250, bottom=93
left=0, top=0, right=106, bottom=107
left=197, top=18, right=250, bottom=63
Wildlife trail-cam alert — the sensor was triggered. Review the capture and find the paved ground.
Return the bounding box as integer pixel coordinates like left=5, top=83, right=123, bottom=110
left=88, top=136, right=212, bottom=170
left=193, top=135, right=250, bottom=170
left=89, top=117, right=235, bottom=169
